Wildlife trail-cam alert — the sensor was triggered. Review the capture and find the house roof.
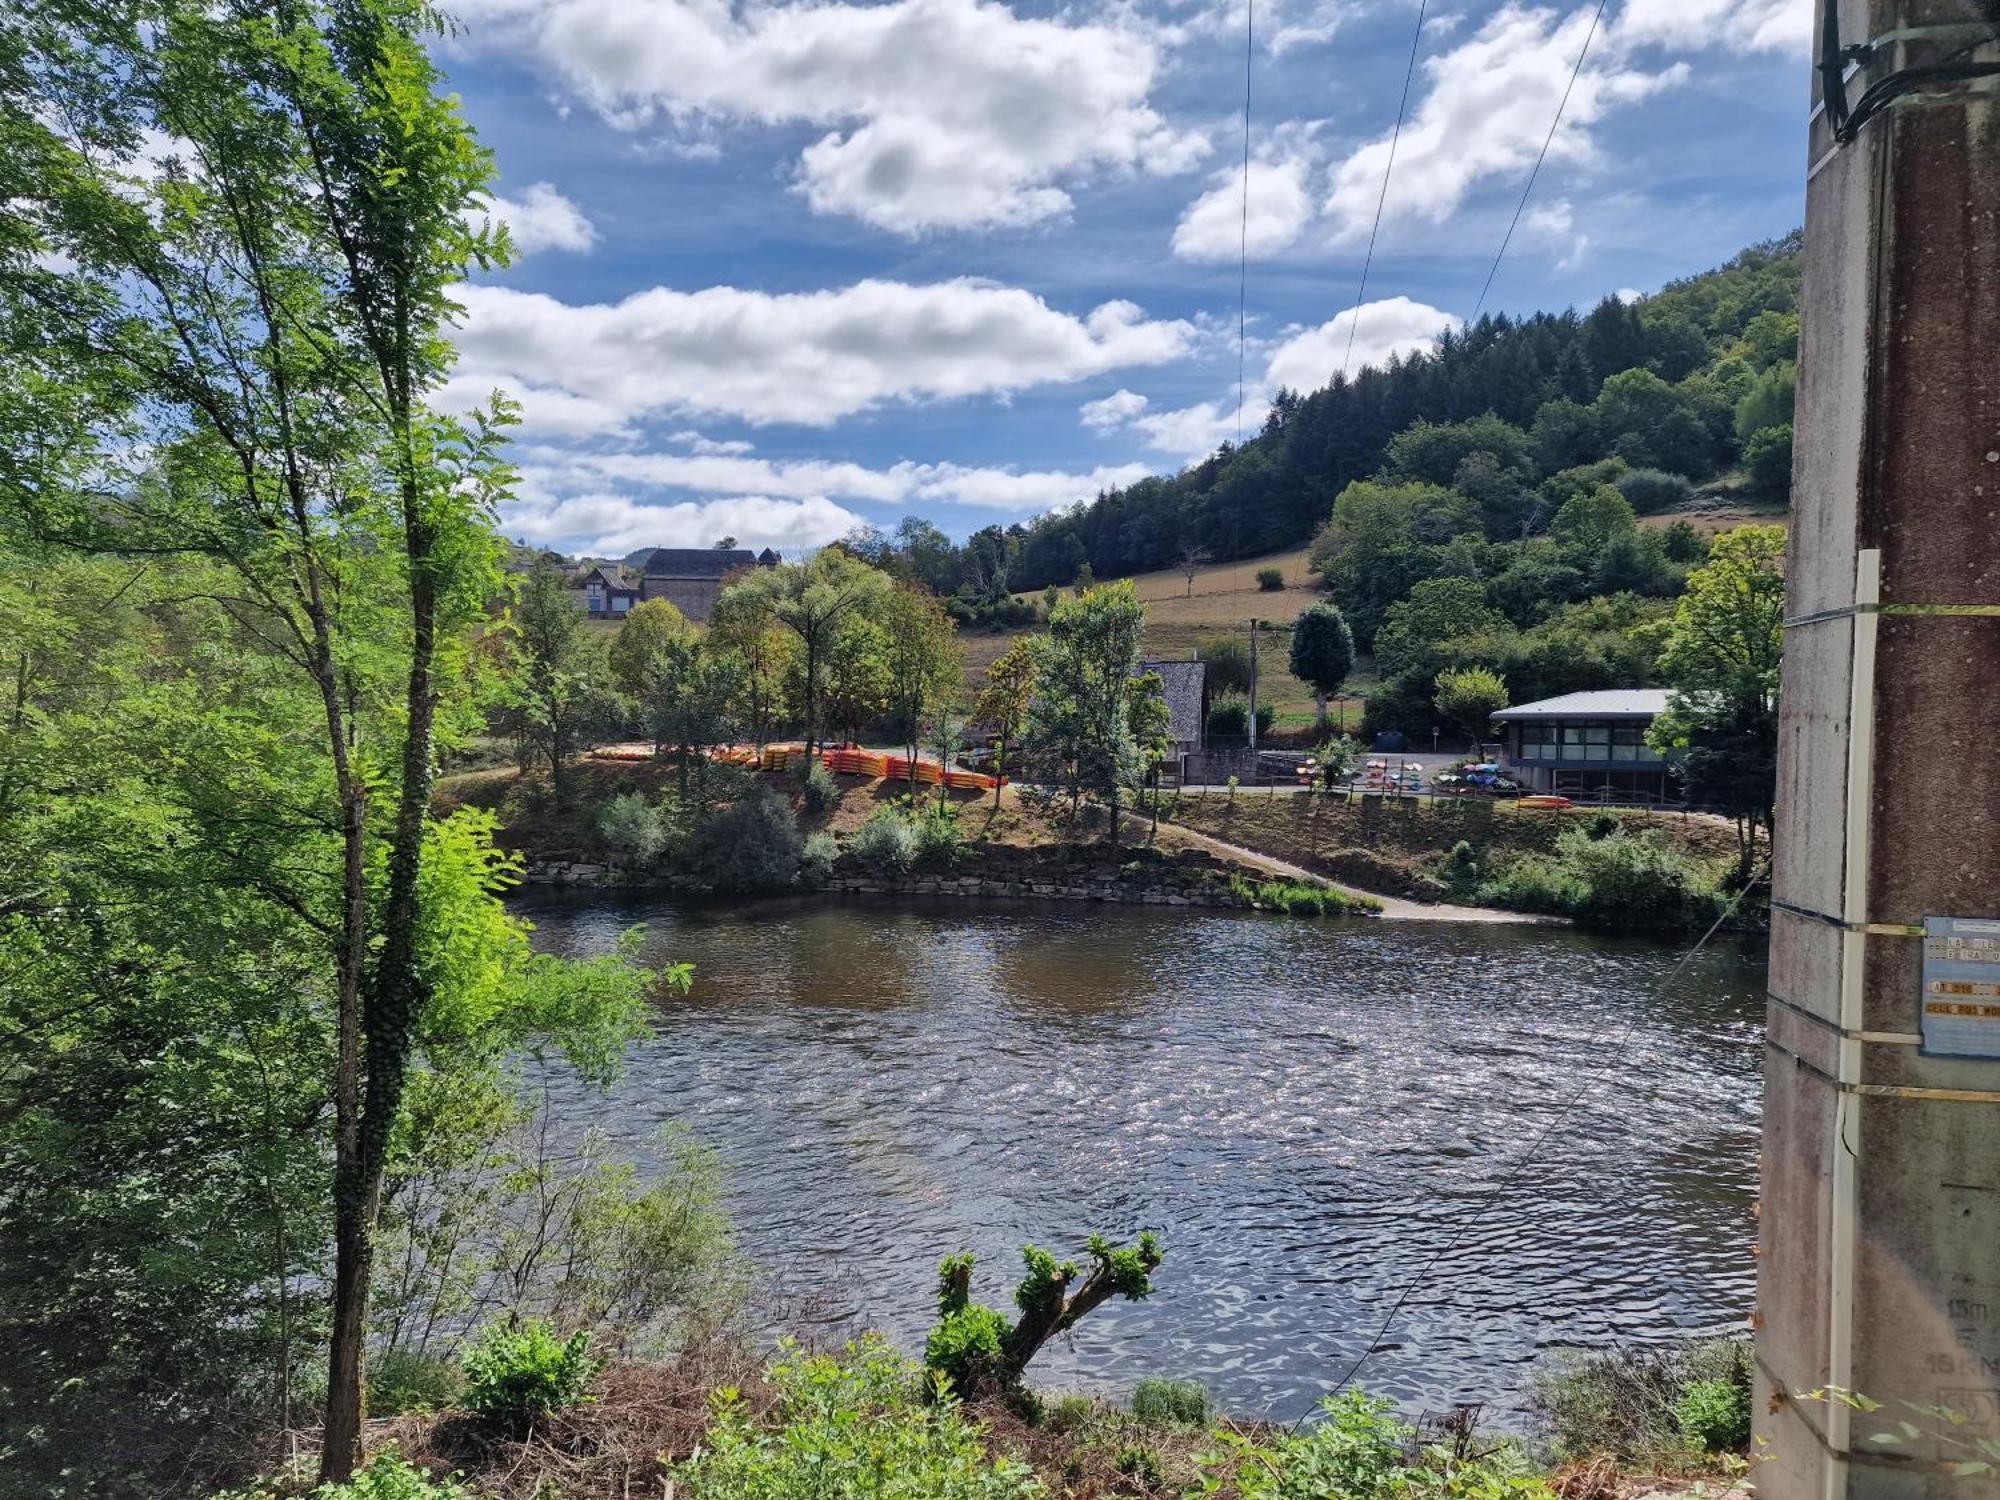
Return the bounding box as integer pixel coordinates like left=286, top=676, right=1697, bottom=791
left=1137, top=659, right=1206, bottom=744
left=574, top=563, right=641, bottom=591
left=1490, top=688, right=1671, bottom=722
left=637, top=547, right=760, bottom=578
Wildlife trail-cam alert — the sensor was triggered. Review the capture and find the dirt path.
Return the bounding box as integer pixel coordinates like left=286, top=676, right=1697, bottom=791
left=1123, top=811, right=1554, bottom=924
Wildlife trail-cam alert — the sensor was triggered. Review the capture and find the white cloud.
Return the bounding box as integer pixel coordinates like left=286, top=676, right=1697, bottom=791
left=503, top=491, right=864, bottom=555
left=1262, top=295, right=1457, bottom=393
left=1323, top=5, right=1685, bottom=239
left=1526, top=199, right=1589, bottom=270
left=1616, top=0, right=1810, bottom=54
left=1131, top=399, right=1241, bottom=457
left=450, top=278, right=1193, bottom=431
left=469, top=0, right=1209, bottom=234
left=472, top=182, right=597, bottom=255
left=520, top=445, right=1155, bottom=513
left=1172, top=154, right=1319, bottom=261
left=1079, top=388, right=1150, bottom=429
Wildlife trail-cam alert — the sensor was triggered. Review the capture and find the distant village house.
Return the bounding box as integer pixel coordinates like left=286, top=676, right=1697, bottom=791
left=573, top=546, right=780, bottom=625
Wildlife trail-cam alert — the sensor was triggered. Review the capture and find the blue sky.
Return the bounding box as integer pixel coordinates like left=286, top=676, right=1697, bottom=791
left=434, top=0, right=1810, bottom=557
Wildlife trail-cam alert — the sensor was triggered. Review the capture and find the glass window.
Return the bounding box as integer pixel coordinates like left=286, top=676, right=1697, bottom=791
left=1612, top=724, right=1646, bottom=762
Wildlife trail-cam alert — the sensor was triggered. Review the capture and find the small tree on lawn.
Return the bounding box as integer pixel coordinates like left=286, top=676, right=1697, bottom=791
left=883, top=583, right=961, bottom=795
left=1289, top=602, right=1355, bottom=727
left=511, top=554, right=618, bottom=805
left=973, top=636, right=1036, bottom=811
left=642, top=635, right=743, bottom=797
left=1433, top=666, right=1509, bottom=746
left=1177, top=543, right=1211, bottom=597
left=609, top=598, right=689, bottom=703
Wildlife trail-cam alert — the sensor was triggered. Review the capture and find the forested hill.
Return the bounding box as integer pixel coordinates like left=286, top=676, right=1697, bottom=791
left=990, top=233, right=1801, bottom=596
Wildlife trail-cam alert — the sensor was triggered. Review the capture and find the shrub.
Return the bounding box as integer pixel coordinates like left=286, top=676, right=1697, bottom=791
left=1675, top=1378, right=1751, bottom=1454
left=800, top=830, right=838, bottom=887
left=1614, top=468, right=1695, bottom=514
left=914, top=810, right=962, bottom=868
left=693, top=784, right=804, bottom=892
left=1132, top=1376, right=1209, bottom=1427
left=1478, top=827, right=1724, bottom=931
left=1043, top=1393, right=1101, bottom=1434
left=851, top=806, right=917, bottom=874
left=368, top=1347, right=462, bottom=1416
left=1256, top=566, right=1285, bottom=591
left=1200, top=1391, right=1557, bottom=1500
left=675, top=1336, right=1038, bottom=1500
left=1207, top=697, right=1274, bottom=739
left=460, top=1320, right=599, bottom=1433
left=1743, top=422, right=1794, bottom=499
left=1438, top=840, right=1481, bottom=899
left=215, top=1447, right=471, bottom=1499
left=596, top=791, right=668, bottom=865
left=1530, top=1338, right=1750, bottom=1467
left=795, top=758, right=840, bottom=815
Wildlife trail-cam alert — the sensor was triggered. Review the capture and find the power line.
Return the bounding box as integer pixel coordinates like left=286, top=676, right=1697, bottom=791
left=1291, top=868, right=1766, bottom=1428
left=1467, top=0, right=1609, bottom=327
left=1232, top=0, right=1248, bottom=440
left=1339, top=0, right=1429, bottom=383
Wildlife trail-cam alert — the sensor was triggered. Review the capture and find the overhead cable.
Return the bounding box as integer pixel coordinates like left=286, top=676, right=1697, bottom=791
left=1467, top=0, right=1609, bottom=326
left=1339, top=0, right=1430, bottom=383
left=1236, top=0, right=1255, bottom=443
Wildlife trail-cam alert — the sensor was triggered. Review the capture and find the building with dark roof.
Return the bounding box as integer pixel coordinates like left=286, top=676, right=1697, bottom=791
left=1490, top=688, right=1676, bottom=801
left=575, top=546, right=779, bottom=623
left=1137, top=659, right=1208, bottom=757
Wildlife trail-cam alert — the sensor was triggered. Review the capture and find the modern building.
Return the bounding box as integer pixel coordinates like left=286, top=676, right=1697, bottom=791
left=1490, top=688, right=1677, bottom=802
left=573, top=546, right=781, bottom=624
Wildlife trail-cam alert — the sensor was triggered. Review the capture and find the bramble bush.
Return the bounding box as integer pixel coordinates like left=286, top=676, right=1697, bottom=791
left=1197, top=1391, right=1557, bottom=1500
left=1530, top=1338, right=1751, bottom=1467
left=1478, top=827, right=1726, bottom=931
left=675, top=1336, right=1039, bottom=1500
left=460, top=1320, right=600, bottom=1433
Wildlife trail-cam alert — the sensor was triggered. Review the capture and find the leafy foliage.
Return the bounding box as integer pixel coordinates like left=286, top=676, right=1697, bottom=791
left=461, top=1320, right=601, bottom=1432
left=692, top=784, right=805, bottom=892
left=1477, top=826, right=1726, bottom=931
left=851, top=806, right=919, bottom=874
left=1531, top=1339, right=1751, bottom=1468
left=676, top=1337, right=1040, bottom=1500
left=1289, top=602, right=1356, bottom=722
left=925, top=1235, right=1165, bottom=1398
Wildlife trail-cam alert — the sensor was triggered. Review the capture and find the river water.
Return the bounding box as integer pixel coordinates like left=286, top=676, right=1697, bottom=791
left=516, top=890, right=1765, bottom=1423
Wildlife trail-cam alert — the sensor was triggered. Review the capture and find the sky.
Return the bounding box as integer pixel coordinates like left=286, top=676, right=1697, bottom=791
left=432, top=0, right=1812, bottom=558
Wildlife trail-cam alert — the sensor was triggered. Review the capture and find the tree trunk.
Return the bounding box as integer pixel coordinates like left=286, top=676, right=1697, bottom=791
left=1315, top=691, right=1327, bottom=726
left=992, top=734, right=1006, bottom=812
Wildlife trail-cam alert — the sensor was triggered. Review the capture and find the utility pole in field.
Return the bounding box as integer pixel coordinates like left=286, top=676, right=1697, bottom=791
left=1247, top=618, right=1260, bottom=754
left=1756, top=5, right=2000, bottom=1499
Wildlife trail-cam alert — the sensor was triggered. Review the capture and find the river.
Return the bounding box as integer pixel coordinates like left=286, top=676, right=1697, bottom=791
left=515, top=889, right=1765, bottom=1423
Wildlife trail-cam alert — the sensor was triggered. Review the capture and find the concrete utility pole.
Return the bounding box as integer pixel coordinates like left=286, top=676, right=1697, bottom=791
left=1247, top=618, right=1260, bottom=753
left=1757, top=5, right=2000, bottom=1499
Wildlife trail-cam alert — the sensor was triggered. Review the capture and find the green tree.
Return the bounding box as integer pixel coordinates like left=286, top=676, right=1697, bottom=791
left=1197, top=633, right=1253, bottom=695
left=509, top=553, right=616, bottom=805
left=882, top=583, right=962, bottom=790
left=1288, top=601, right=1355, bottom=725
left=1308, top=480, right=1476, bottom=645
left=720, top=550, right=891, bottom=758
left=1734, top=360, right=1797, bottom=441
left=0, top=2, right=655, bottom=1474
left=1549, top=485, right=1639, bottom=555
left=1649, top=525, right=1787, bottom=875
left=1372, top=577, right=1509, bottom=681
left=973, top=635, right=1036, bottom=811
left=641, top=634, right=742, bottom=795
left=1743, top=423, right=1794, bottom=500
left=1026, top=581, right=1149, bottom=842
left=1433, top=666, right=1510, bottom=744
left=608, top=597, right=689, bottom=702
